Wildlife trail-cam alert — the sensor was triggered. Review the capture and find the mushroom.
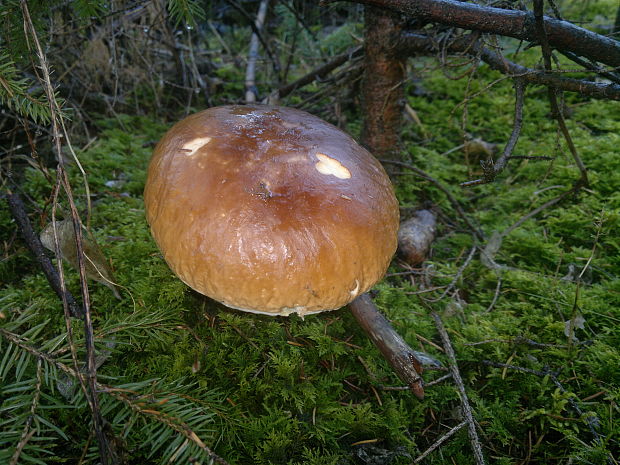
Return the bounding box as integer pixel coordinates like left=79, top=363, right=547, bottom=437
left=144, top=105, right=423, bottom=397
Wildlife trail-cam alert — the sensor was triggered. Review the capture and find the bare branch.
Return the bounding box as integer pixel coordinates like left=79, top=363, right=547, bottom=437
left=534, top=0, right=589, bottom=187
left=489, top=79, right=526, bottom=176
left=399, top=33, right=620, bottom=101
left=412, top=420, right=467, bottom=464
left=226, top=0, right=281, bottom=78
left=381, top=159, right=485, bottom=240
left=326, top=0, right=620, bottom=68
left=19, top=0, right=113, bottom=462
left=432, top=312, right=486, bottom=465
left=269, top=46, right=363, bottom=101
left=426, top=246, right=477, bottom=302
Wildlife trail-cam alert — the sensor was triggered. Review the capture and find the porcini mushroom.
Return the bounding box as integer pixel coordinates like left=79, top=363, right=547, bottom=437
left=144, top=105, right=423, bottom=397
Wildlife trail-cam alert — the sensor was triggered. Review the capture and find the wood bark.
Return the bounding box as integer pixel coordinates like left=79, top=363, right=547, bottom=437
left=361, top=7, right=406, bottom=159
left=336, top=0, right=620, bottom=68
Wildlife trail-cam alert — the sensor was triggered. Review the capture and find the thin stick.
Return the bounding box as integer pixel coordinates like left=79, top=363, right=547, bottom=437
left=501, top=184, right=576, bottom=237
left=380, top=159, right=484, bottom=241
left=349, top=293, right=425, bottom=399
left=432, top=312, right=486, bottom=465
left=412, top=420, right=467, bottom=464
left=270, top=46, right=363, bottom=101
left=482, top=360, right=608, bottom=445
left=483, top=275, right=502, bottom=313
left=465, top=79, right=525, bottom=185
left=324, top=0, right=620, bottom=68
left=5, top=193, right=83, bottom=318
left=533, top=0, right=588, bottom=187
left=399, top=32, right=620, bottom=101
left=245, top=0, right=270, bottom=103
left=226, top=0, right=280, bottom=78
left=19, top=1, right=113, bottom=462
left=427, top=246, right=476, bottom=302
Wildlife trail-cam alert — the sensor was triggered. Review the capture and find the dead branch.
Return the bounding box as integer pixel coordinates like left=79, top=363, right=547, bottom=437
left=461, top=78, right=526, bottom=186
left=412, top=420, right=467, bottom=464
left=380, top=159, right=485, bottom=241
left=534, top=0, right=589, bottom=187
left=5, top=192, right=83, bottom=318
left=269, top=46, right=363, bottom=102
left=426, top=246, right=477, bottom=302
left=558, top=50, right=620, bottom=85
left=432, top=312, right=486, bottom=465
left=245, top=0, right=270, bottom=103
left=501, top=184, right=578, bottom=237
left=326, top=0, right=620, bottom=68
left=349, top=293, right=425, bottom=399
left=399, top=33, right=620, bottom=101
left=486, top=79, right=525, bottom=179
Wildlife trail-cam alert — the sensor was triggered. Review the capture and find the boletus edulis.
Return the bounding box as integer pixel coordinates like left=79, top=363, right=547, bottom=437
left=144, top=105, right=423, bottom=398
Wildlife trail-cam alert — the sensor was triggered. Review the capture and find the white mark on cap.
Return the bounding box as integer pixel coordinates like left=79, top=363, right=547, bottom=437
left=180, top=136, right=212, bottom=156
left=315, top=153, right=351, bottom=179
left=349, top=279, right=360, bottom=297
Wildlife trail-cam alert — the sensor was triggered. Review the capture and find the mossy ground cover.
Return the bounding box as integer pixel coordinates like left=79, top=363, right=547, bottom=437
left=2, top=46, right=620, bottom=465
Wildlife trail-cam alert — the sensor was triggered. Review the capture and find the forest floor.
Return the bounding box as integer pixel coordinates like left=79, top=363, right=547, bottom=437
left=2, top=28, right=620, bottom=465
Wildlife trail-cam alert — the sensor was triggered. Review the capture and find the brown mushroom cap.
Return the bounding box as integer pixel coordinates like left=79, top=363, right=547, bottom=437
left=144, top=105, right=399, bottom=316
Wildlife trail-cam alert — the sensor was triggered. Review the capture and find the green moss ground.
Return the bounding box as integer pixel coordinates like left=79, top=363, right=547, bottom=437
left=2, top=52, right=620, bottom=464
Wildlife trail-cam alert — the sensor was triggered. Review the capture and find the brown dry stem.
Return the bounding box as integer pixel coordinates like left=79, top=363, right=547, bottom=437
left=349, top=294, right=425, bottom=399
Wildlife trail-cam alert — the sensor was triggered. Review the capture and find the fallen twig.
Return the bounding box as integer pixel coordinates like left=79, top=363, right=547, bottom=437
left=432, top=312, right=486, bottom=465
left=482, top=358, right=611, bottom=463
left=462, top=79, right=526, bottom=186
left=426, top=246, right=476, bottom=302
left=412, top=420, right=467, bottom=464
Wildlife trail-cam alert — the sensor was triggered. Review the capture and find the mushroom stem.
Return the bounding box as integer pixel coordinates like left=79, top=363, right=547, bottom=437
left=349, top=293, right=425, bottom=399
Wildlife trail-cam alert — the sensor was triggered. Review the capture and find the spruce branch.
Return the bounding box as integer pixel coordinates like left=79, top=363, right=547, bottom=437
left=0, top=327, right=230, bottom=465
left=0, top=51, right=61, bottom=124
